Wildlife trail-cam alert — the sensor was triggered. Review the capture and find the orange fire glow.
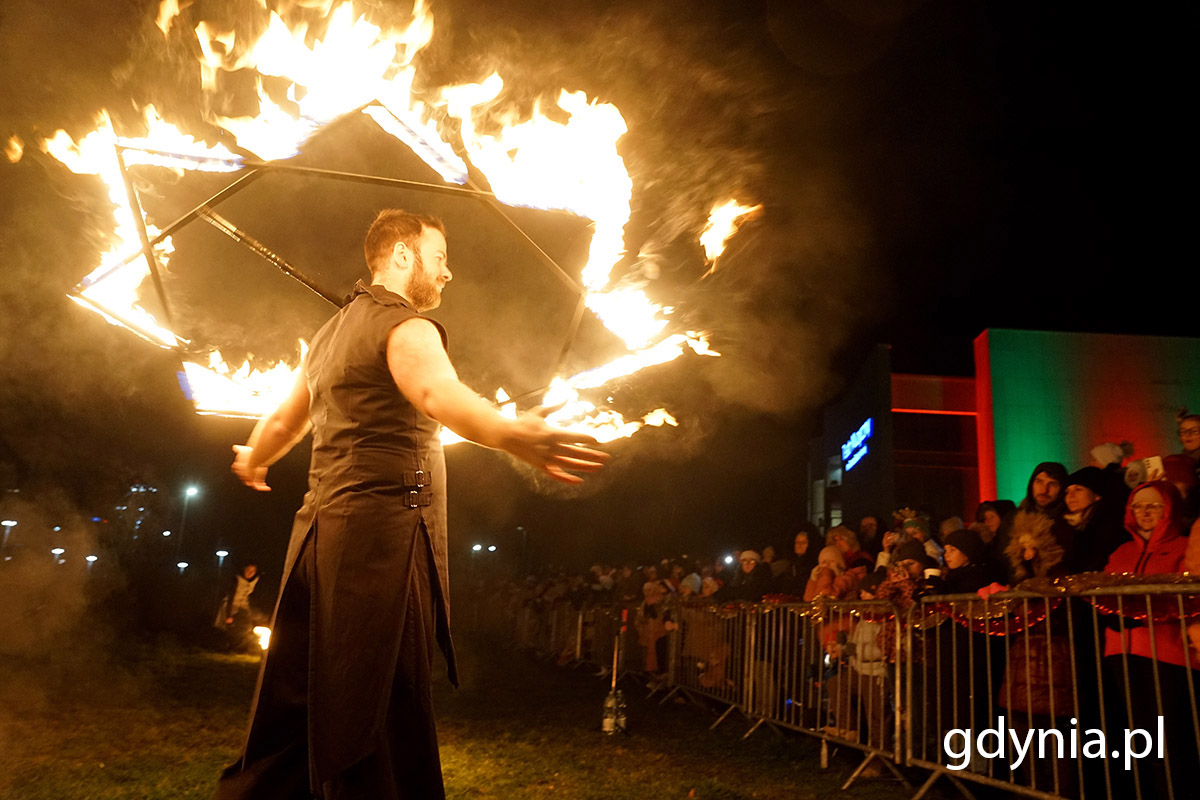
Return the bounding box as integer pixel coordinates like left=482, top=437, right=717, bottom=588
left=5, top=135, right=23, bottom=163
left=700, top=199, right=761, bottom=273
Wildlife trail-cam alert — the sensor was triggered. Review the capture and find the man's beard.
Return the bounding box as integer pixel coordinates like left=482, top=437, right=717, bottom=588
left=405, top=248, right=442, bottom=311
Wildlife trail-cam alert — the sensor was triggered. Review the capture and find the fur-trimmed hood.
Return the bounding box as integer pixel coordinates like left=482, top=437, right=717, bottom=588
left=1005, top=510, right=1066, bottom=581
left=825, top=526, right=860, bottom=552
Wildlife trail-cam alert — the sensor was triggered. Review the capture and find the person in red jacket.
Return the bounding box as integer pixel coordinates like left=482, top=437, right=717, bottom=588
left=1102, top=480, right=1198, bottom=796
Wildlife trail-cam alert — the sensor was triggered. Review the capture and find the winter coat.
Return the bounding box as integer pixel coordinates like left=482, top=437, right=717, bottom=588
left=998, top=633, right=1076, bottom=717
left=1103, top=481, right=1196, bottom=669
left=1060, top=503, right=1126, bottom=575
left=943, top=563, right=992, bottom=594
left=804, top=565, right=864, bottom=601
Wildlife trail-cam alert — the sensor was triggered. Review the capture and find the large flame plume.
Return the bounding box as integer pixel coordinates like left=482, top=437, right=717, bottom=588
left=39, top=0, right=750, bottom=444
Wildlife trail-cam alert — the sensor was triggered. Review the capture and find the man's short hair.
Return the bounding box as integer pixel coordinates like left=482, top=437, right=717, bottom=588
left=363, top=209, right=445, bottom=276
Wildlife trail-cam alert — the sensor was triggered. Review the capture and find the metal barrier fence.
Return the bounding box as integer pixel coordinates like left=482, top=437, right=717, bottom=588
left=479, top=581, right=1199, bottom=799
left=907, top=584, right=1200, bottom=800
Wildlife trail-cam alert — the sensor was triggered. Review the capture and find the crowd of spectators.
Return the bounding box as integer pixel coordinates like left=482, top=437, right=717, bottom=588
left=486, top=411, right=1200, bottom=795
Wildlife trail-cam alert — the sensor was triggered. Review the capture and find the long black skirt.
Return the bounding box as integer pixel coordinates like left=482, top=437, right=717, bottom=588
left=215, top=528, right=444, bottom=800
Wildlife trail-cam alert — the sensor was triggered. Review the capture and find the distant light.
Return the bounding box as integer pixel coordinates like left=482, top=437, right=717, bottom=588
left=85, top=555, right=98, bottom=563
left=1, top=520, right=16, bottom=527
left=162, top=530, right=172, bottom=537
left=472, top=544, right=483, bottom=551
left=51, top=547, right=65, bottom=555
left=177, top=561, right=189, bottom=570
left=185, top=486, right=199, bottom=497
left=52, top=526, right=61, bottom=532
left=91, top=517, right=101, bottom=522
left=215, top=550, right=229, bottom=558
left=724, top=555, right=734, bottom=565
left=487, top=545, right=497, bottom=552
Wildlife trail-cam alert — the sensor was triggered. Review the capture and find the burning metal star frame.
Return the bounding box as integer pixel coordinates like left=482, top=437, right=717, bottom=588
left=36, top=0, right=757, bottom=443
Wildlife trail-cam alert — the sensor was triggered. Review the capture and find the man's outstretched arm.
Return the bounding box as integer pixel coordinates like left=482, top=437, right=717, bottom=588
left=231, top=362, right=312, bottom=491
left=387, top=318, right=609, bottom=484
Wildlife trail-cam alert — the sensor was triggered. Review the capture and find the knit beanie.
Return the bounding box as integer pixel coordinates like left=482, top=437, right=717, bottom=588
left=944, top=528, right=986, bottom=566
left=895, top=540, right=934, bottom=568
left=1066, top=466, right=1106, bottom=497
left=1091, top=442, right=1127, bottom=467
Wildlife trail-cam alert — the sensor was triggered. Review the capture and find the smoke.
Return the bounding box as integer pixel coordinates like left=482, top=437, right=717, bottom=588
left=0, top=489, right=125, bottom=659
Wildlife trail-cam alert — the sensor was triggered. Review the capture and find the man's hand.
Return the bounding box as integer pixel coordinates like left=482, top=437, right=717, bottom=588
left=232, top=444, right=271, bottom=492
left=503, top=409, right=610, bottom=485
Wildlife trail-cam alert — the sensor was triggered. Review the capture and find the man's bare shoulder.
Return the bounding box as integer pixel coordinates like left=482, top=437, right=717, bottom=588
left=387, top=316, right=445, bottom=350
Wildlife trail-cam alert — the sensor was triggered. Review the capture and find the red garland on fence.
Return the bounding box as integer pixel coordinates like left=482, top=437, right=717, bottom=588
left=932, top=598, right=1060, bottom=636
left=930, top=573, right=1200, bottom=635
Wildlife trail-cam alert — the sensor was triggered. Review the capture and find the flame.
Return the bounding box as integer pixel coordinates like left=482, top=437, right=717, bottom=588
left=42, top=0, right=734, bottom=442
left=438, top=79, right=662, bottom=347
left=45, top=107, right=240, bottom=349
left=700, top=199, right=760, bottom=268
left=437, top=335, right=714, bottom=446
left=5, top=135, right=23, bottom=163
left=156, top=0, right=182, bottom=36
left=253, top=625, right=271, bottom=650
left=182, top=341, right=308, bottom=418
left=201, top=1, right=439, bottom=163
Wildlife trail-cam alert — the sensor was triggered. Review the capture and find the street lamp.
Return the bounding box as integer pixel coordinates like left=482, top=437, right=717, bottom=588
left=86, top=554, right=98, bottom=572
left=177, top=561, right=189, bottom=574
left=488, top=545, right=497, bottom=552
left=51, top=547, right=65, bottom=563
left=215, top=549, right=230, bottom=610
left=1, top=519, right=15, bottom=549
left=179, top=485, right=200, bottom=557
left=472, top=544, right=483, bottom=552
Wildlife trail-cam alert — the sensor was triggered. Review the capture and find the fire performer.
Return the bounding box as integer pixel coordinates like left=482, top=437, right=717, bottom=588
left=217, top=209, right=609, bottom=800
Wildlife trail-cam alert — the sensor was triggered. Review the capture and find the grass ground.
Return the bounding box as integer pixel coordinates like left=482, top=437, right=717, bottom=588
left=0, top=635, right=919, bottom=800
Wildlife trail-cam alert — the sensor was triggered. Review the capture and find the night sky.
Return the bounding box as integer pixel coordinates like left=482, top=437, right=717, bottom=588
left=0, top=0, right=1194, bottom=580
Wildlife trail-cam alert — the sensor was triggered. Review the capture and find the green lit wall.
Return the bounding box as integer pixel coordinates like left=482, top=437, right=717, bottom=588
left=975, top=330, right=1200, bottom=504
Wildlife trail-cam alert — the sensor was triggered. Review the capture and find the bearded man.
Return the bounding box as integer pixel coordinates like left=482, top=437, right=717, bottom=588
left=216, top=209, right=608, bottom=800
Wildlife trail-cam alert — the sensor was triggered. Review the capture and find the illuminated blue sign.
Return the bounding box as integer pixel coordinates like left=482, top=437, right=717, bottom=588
left=840, top=417, right=873, bottom=471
